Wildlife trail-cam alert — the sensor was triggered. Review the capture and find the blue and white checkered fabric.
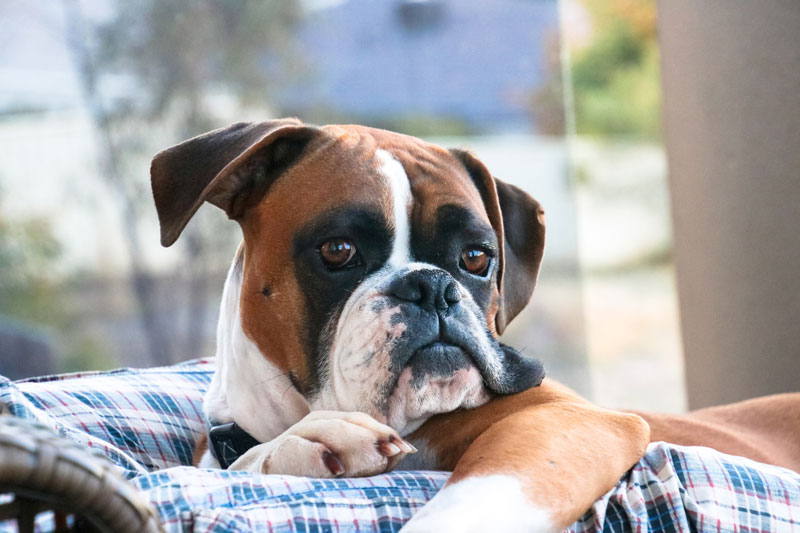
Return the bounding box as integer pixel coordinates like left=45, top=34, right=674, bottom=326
left=574, top=444, right=800, bottom=532
left=0, top=360, right=211, bottom=478
left=1, top=359, right=799, bottom=532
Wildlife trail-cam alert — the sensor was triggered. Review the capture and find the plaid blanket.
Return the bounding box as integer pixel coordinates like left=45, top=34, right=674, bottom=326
left=1, top=359, right=798, bottom=532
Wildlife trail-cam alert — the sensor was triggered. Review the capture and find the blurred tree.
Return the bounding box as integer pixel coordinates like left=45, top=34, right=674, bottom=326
left=0, top=191, right=62, bottom=324
left=0, top=189, right=63, bottom=377
left=61, top=0, right=303, bottom=365
left=571, top=0, right=660, bottom=139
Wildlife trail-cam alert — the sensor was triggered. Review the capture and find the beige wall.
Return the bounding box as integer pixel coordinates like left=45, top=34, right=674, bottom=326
left=658, top=1, right=800, bottom=408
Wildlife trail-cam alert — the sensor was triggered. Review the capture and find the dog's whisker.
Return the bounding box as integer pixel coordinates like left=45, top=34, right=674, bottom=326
left=249, top=372, right=292, bottom=389
left=280, top=382, right=295, bottom=402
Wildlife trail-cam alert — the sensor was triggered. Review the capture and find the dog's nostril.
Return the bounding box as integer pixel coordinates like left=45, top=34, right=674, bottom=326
left=444, top=282, right=461, bottom=305
left=391, top=278, right=423, bottom=303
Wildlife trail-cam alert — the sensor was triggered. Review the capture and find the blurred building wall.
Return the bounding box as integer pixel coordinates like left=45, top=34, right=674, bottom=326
left=658, top=1, right=800, bottom=408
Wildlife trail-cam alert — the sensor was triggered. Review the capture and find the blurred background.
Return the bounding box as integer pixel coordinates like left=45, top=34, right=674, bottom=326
left=0, top=0, right=683, bottom=411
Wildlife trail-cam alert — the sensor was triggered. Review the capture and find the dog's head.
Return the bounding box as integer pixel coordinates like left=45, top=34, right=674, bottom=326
left=151, top=119, right=545, bottom=435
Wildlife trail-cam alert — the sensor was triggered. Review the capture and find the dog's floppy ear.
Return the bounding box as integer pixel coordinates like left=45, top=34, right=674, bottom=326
left=450, top=149, right=546, bottom=334
left=151, top=118, right=318, bottom=247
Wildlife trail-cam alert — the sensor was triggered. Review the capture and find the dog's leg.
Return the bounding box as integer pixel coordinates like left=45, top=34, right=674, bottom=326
left=634, top=392, right=800, bottom=472
left=402, top=380, right=650, bottom=532
left=227, top=411, right=416, bottom=477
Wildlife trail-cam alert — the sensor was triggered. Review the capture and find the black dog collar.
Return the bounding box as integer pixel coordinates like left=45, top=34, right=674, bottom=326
left=208, top=422, right=261, bottom=469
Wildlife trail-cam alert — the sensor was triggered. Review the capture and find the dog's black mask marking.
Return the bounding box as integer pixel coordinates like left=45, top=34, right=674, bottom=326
left=292, top=206, right=393, bottom=395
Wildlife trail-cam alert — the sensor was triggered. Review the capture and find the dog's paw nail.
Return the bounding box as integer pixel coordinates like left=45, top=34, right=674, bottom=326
left=322, top=451, right=345, bottom=476
left=391, top=435, right=417, bottom=454
left=378, top=440, right=402, bottom=456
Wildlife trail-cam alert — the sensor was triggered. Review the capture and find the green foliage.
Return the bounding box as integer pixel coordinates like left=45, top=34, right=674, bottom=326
left=0, top=194, right=64, bottom=325
left=58, top=336, right=117, bottom=374
left=572, top=0, right=661, bottom=139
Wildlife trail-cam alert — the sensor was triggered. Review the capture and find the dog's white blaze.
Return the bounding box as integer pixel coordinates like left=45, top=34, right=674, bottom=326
left=401, top=475, right=553, bottom=533
left=204, top=247, right=310, bottom=444
left=376, top=149, right=412, bottom=268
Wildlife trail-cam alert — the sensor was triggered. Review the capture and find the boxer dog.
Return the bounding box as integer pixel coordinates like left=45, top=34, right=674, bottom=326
left=151, top=119, right=800, bottom=532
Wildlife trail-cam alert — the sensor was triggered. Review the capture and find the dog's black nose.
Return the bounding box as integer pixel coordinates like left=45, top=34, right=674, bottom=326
left=389, top=270, right=462, bottom=311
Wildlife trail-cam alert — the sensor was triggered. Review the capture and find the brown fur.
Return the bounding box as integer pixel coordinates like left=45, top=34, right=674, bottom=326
left=238, top=128, right=392, bottom=385
left=634, top=393, right=800, bottom=472
left=192, top=434, right=208, bottom=467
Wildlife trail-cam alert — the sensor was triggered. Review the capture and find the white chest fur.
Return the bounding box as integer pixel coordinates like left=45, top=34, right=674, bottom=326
left=203, top=250, right=310, bottom=443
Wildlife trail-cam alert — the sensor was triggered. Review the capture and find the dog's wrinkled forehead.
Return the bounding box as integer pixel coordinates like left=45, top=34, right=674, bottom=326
left=243, top=125, right=488, bottom=241
left=325, top=125, right=489, bottom=210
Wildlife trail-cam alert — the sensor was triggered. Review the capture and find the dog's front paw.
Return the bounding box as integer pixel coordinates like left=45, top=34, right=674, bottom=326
left=228, top=411, right=416, bottom=477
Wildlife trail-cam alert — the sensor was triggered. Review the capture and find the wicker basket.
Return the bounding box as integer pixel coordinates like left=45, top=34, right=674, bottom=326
left=0, top=415, right=161, bottom=532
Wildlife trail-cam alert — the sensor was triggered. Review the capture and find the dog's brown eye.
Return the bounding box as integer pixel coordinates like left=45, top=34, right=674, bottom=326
left=320, top=238, right=358, bottom=269
left=460, top=248, right=490, bottom=276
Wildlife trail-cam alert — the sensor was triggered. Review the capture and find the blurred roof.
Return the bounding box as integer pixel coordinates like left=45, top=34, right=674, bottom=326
left=283, top=0, right=559, bottom=133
